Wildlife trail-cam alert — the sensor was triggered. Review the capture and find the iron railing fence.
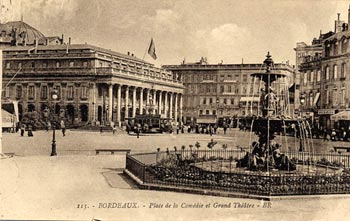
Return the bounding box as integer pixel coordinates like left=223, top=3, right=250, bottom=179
left=125, top=150, right=350, bottom=196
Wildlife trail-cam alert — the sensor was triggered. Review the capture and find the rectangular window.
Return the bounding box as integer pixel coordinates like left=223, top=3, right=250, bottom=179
left=203, top=98, right=206, bottom=105
left=341, top=89, right=346, bottom=105
left=69, top=61, right=74, bottom=67
left=304, top=72, right=308, bottom=85
left=83, top=61, right=88, bottom=67
left=40, top=85, right=48, bottom=99
left=333, top=89, right=337, bottom=105
left=317, top=70, right=321, bottom=82
left=326, top=66, right=329, bottom=80
left=28, top=85, right=35, bottom=99
left=212, top=110, right=216, bottom=115
left=206, top=110, right=210, bottom=115
left=231, top=98, right=235, bottom=105
left=341, top=63, right=346, bottom=79
left=209, top=98, right=213, bottom=104
left=220, top=85, right=224, bottom=93
left=228, top=85, right=232, bottom=92
left=81, top=86, right=88, bottom=99
left=199, top=110, right=203, bottom=115
left=325, top=90, right=329, bottom=104
left=56, top=62, right=60, bottom=68
left=223, top=98, right=227, bottom=104
left=18, top=63, right=22, bottom=69
left=67, top=85, right=74, bottom=100
left=16, top=86, right=22, bottom=99
left=4, top=87, right=10, bottom=98
left=206, top=85, right=210, bottom=93
left=334, top=65, right=338, bottom=79
left=6, top=62, right=10, bottom=69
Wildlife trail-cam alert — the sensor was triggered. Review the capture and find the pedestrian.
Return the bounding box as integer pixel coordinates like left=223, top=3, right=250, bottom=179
left=214, top=124, right=218, bottom=134
left=136, top=123, right=141, bottom=138
left=331, top=129, right=336, bottom=141
left=20, top=123, right=25, bottom=137
left=223, top=124, right=227, bottom=135
left=27, top=125, right=33, bottom=137
left=60, top=120, right=66, bottom=136
left=209, top=124, right=213, bottom=136
left=100, top=124, right=104, bottom=133
left=112, top=125, right=117, bottom=135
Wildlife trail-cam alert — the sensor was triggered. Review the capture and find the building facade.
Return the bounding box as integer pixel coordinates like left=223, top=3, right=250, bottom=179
left=1, top=21, right=184, bottom=127
left=163, top=58, right=295, bottom=124
left=297, top=7, right=350, bottom=128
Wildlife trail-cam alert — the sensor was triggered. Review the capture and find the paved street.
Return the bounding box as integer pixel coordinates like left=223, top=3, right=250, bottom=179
left=1, top=130, right=350, bottom=220
left=1, top=129, right=343, bottom=156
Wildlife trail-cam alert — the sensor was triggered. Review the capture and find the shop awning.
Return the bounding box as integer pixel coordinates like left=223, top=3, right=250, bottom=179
left=331, top=110, right=350, bottom=121
left=240, top=97, right=260, bottom=102
left=313, top=92, right=320, bottom=106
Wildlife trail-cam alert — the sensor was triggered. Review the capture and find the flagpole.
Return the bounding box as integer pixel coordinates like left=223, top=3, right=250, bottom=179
left=142, top=46, right=148, bottom=61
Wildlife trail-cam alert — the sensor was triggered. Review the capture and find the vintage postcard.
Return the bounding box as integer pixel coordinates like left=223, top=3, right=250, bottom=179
left=1, top=1, right=350, bottom=221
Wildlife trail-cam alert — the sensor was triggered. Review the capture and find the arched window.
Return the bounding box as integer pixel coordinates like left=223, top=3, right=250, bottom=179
left=342, top=38, right=348, bottom=53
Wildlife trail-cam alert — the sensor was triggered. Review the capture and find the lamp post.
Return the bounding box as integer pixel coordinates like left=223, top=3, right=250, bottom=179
left=216, top=97, right=220, bottom=120
left=50, top=87, right=59, bottom=156
left=299, top=93, right=306, bottom=152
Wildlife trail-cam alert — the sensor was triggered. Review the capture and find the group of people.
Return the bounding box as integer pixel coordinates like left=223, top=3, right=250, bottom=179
left=18, top=120, right=66, bottom=137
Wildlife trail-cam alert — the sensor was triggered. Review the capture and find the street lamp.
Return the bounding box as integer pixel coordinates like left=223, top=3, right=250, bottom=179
left=299, top=93, right=306, bottom=118
left=51, top=87, right=59, bottom=156
left=299, top=93, right=306, bottom=152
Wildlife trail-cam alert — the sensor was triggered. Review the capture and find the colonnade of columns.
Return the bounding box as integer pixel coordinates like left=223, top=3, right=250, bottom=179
left=96, top=83, right=183, bottom=127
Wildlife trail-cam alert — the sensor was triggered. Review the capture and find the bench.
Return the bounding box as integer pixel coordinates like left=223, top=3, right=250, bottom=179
left=95, top=149, right=131, bottom=155
left=333, top=146, right=350, bottom=152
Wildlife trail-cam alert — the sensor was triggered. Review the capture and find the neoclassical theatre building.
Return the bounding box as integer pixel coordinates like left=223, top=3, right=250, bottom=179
left=1, top=21, right=184, bottom=127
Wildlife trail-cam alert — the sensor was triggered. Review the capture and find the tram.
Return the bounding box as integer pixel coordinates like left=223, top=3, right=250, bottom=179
left=126, top=114, right=173, bottom=133
left=1, top=99, right=19, bottom=132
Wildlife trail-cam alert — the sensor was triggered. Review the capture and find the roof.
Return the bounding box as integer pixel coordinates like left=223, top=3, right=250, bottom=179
left=3, top=43, right=152, bottom=65
left=3, top=21, right=46, bottom=44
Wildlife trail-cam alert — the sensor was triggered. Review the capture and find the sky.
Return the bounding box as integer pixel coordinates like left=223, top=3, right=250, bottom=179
left=3, top=0, right=350, bottom=67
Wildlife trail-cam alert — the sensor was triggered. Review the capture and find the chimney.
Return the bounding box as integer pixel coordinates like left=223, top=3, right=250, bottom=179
left=68, top=37, right=71, bottom=45
left=131, top=53, right=134, bottom=57
left=127, top=52, right=130, bottom=56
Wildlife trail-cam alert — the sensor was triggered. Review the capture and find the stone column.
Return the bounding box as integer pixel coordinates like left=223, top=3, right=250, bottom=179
left=179, top=94, right=183, bottom=124
left=92, top=83, right=96, bottom=123
left=146, top=88, right=150, bottom=107
left=153, top=90, right=157, bottom=115
left=158, top=91, right=162, bottom=116
left=117, top=84, right=121, bottom=126
left=108, top=83, right=113, bottom=124
left=125, top=86, right=129, bottom=118
left=132, top=87, right=137, bottom=117
left=169, top=92, right=173, bottom=119
left=174, top=93, right=178, bottom=123
left=164, top=92, right=168, bottom=117
left=139, top=88, right=144, bottom=115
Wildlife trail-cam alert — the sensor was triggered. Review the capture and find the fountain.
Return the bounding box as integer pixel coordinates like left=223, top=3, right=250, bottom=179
left=236, top=52, right=298, bottom=172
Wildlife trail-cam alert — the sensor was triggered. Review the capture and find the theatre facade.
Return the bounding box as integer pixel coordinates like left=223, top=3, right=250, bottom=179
left=1, top=21, right=184, bottom=127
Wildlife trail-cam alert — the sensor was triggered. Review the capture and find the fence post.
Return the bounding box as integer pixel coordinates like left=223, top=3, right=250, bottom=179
left=143, top=164, right=146, bottom=184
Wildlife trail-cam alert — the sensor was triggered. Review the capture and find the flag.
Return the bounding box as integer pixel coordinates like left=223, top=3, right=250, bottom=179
left=147, top=38, right=157, bottom=60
